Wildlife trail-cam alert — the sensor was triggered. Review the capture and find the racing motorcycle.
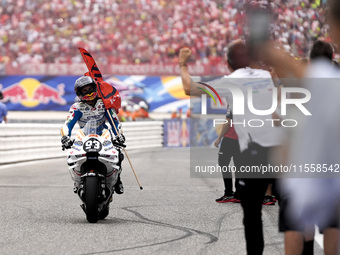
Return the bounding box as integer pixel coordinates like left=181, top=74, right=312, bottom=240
left=66, top=120, right=124, bottom=223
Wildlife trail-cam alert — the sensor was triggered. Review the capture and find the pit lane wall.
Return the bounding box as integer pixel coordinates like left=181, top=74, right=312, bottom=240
left=0, top=121, right=163, bottom=165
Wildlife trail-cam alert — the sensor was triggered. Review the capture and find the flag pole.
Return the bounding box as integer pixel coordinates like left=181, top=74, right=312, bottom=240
left=106, top=109, right=143, bottom=190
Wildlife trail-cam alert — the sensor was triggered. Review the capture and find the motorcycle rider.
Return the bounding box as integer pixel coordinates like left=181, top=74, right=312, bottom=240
left=60, top=75, right=125, bottom=194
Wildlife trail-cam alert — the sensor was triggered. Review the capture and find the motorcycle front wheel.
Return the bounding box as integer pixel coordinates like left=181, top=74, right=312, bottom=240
left=85, top=177, right=99, bottom=223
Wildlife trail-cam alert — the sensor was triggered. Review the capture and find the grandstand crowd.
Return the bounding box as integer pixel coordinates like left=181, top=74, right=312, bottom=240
left=0, top=0, right=329, bottom=67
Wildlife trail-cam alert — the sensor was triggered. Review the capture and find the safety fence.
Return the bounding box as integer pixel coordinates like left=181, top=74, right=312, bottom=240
left=0, top=121, right=164, bottom=165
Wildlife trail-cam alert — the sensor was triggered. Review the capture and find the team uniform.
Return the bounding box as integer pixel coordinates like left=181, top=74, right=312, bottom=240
left=216, top=108, right=242, bottom=203
left=61, top=99, right=120, bottom=137
left=206, top=67, right=283, bottom=255
left=133, top=108, right=149, bottom=120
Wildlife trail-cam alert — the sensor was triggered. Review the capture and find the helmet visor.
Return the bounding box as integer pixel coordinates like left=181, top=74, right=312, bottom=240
left=81, top=91, right=98, bottom=101
left=79, top=83, right=97, bottom=101
left=80, top=84, right=96, bottom=96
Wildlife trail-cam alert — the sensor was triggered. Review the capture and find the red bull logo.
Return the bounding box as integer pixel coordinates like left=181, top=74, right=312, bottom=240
left=0, top=78, right=66, bottom=108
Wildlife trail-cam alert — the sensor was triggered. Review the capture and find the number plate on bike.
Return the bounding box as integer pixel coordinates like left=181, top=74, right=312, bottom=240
left=83, top=138, right=102, bottom=152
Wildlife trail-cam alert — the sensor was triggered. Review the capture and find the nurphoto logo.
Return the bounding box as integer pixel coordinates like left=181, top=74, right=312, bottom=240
left=197, top=81, right=311, bottom=128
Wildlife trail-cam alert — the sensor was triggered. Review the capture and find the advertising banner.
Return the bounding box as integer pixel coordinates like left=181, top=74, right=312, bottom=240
left=0, top=75, right=192, bottom=112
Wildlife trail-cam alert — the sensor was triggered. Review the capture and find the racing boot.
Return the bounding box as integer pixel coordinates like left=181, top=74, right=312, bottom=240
left=114, top=173, right=124, bottom=194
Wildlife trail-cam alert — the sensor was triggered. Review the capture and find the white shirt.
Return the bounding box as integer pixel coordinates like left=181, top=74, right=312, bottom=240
left=288, top=60, right=340, bottom=167
left=282, top=59, right=340, bottom=228
left=206, top=67, right=283, bottom=152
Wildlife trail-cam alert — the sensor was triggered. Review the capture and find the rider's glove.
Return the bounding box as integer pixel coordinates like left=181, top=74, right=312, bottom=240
left=117, top=134, right=125, bottom=144
left=61, top=135, right=73, bottom=150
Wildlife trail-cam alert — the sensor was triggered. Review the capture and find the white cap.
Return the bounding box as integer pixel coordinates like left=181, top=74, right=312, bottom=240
left=133, top=104, right=141, bottom=111
left=126, top=105, right=133, bottom=112
left=138, top=101, right=148, bottom=109
left=121, top=101, right=128, bottom=107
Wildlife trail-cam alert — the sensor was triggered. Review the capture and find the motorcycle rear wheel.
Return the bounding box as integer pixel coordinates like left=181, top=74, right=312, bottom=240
left=85, top=177, right=99, bottom=223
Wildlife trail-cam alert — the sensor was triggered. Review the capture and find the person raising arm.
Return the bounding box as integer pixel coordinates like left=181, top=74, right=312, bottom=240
left=178, top=47, right=206, bottom=96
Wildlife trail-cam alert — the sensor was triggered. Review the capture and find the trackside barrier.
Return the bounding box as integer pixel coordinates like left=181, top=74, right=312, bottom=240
left=0, top=121, right=164, bottom=165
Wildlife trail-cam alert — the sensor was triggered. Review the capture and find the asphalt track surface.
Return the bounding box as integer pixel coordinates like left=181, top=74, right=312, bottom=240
left=0, top=148, right=324, bottom=255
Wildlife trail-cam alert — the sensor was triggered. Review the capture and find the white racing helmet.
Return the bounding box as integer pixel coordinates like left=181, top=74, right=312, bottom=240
left=74, top=76, right=98, bottom=101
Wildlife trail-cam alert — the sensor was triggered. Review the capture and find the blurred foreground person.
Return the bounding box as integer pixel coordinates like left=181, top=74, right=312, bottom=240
left=261, top=1, right=340, bottom=254
left=278, top=39, right=339, bottom=255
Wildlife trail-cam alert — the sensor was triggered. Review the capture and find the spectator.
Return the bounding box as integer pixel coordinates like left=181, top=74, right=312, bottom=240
left=125, top=105, right=133, bottom=121
left=178, top=108, right=182, bottom=119
left=131, top=104, right=150, bottom=121
left=281, top=39, right=339, bottom=255
left=171, top=108, right=178, bottom=119
left=130, top=101, right=149, bottom=120
left=0, top=0, right=329, bottom=69
left=179, top=40, right=284, bottom=255
left=118, top=101, right=131, bottom=122
left=309, top=40, right=334, bottom=61
left=0, top=91, right=7, bottom=123
left=213, top=107, right=241, bottom=204
left=260, top=1, right=340, bottom=253
left=138, top=101, right=150, bottom=119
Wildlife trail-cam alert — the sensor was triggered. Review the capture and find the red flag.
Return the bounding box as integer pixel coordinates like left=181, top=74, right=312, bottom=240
left=78, top=48, right=121, bottom=112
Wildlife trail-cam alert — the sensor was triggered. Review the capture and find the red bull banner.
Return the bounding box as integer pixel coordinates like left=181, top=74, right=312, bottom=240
left=0, top=76, right=73, bottom=111
left=0, top=75, right=191, bottom=112
left=0, top=75, right=222, bottom=113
